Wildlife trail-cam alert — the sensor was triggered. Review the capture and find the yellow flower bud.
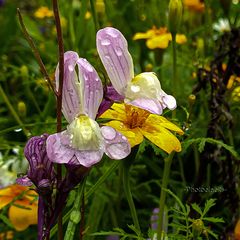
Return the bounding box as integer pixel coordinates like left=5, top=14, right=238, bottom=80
left=145, top=63, right=153, bottom=72
left=192, top=219, right=204, bottom=234
left=20, top=65, right=29, bottom=79
left=168, top=0, right=183, bottom=35
left=188, top=94, right=196, bottom=105
left=17, top=101, right=27, bottom=118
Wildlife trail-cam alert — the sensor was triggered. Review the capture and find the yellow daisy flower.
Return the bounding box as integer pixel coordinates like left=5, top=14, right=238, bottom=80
left=183, top=0, right=205, bottom=12
left=0, top=184, right=38, bottom=231
left=100, top=103, right=183, bottom=153
left=34, top=6, right=54, bottom=19
left=133, top=26, right=187, bottom=49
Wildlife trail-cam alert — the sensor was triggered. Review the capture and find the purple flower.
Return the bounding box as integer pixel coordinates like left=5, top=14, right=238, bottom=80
left=97, top=84, right=124, bottom=117
left=17, top=134, right=55, bottom=193
left=46, top=51, right=131, bottom=167
left=96, top=27, right=177, bottom=115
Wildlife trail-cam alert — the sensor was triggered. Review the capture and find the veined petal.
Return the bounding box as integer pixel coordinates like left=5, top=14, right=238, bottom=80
left=97, top=27, right=134, bottom=95
left=76, top=58, right=103, bottom=119
left=104, top=120, right=143, bottom=147
left=125, top=98, right=163, bottom=115
left=0, top=196, right=13, bottom=209
left=145, top=114, right=184, bottom=135
left=140, top=125, right=182, bottom=153
left=46, top=132, right=76, bottom=164
left=75, top=149, right=104, bottom=168
left=161, top=93, right=177, bottom=110
left=101, top=126, right=131, bottom=159
left=56, top=51, right=80, bottom=123
left=100, top=103, right=127, bottom=121
left=9, top=199, right=38, bottom=231
left=146, top=34, right=171, bottom=49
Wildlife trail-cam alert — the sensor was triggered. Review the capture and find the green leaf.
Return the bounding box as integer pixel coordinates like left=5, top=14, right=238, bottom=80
left=0, top=214, right=14, bottom=228
left=191, top=203, right=203, bottom=216
left=202, top=217, right=224, bottom=223
left=202, top=199, right=216, bottom=217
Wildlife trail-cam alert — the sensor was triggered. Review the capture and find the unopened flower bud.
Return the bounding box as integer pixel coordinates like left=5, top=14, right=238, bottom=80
left=145, top=63, right=153, bottom=72
left=70, top=210, right=81, bottom=224
left=188, top=94, right=196, bottom=105
left=168, top=0, right=183, bottom=35
left=20, top=65, right=29, bottom=79
left=18, top=101, right=27, bottom=117
left=192, top=219, right=204, bottom=235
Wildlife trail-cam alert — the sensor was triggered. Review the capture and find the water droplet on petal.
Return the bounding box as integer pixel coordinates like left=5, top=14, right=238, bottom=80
left=115, top=47, right=122, bottom=56
left=68, top=65, right=74, bottom=71
left=101, top=39, right=111, bottom=46
left=14, top=128, right=22, bottom=132
left=106, top=143, right=130, bottom=159
left=131, top=85, right=140, bottom=93
left=101, top=127, right=116, bottom=140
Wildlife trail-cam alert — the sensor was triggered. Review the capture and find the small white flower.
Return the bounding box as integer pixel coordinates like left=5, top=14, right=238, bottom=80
left=213, top=18, right=230, bottom=33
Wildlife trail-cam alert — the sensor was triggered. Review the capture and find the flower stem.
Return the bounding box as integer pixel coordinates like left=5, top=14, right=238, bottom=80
left=157, top=151, right=175, bottom=240
left=172, top=33, right=178, bottom=96
left=122, top=164, right=141, bottom=231
left=52, top=0, right=64, bottom=239
left=0, top=84, right=29, bottom=137
left=17, top=9, right=56, bottom=95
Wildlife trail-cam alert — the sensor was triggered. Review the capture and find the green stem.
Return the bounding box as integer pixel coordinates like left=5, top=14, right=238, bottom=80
left=64, top=179, right=86, bottom=240
left=50, top=161, right=121, bottom=237
left=122, top=164, right=140, bottom=231
left=90, top=0, right=99, bottom=32
left=157, top=151, right=175, bottom=240
left=0, top=85, right=29, bottom=137
left=172, top=33, right=178, bottom=96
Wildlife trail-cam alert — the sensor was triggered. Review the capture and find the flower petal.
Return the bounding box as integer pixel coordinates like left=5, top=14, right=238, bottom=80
left=133, top=29, right=155, bottom=40
left=76, top=58, right=103, bottom=119
left=56, top=51, right=80, bottom=123
left=104, top=120, right=143, bottom=147
left=101, top=126, right=131, bottom=159
left=146, top=34, right=171, bottom=49
left=75, top=149, right=104, bottom=167
left=9, top=199, right=38, bottom=231
left=125, top=98, right=163, bottom=115
left=161, top=94, right=177, bottom=110
left=97, top=27, right=134, bottom=95
left=145, top=115, right=184, bottom=135
left=16, top=176, right=33, bottom=187
left=46, top=132, right=75, bottom=164
left=100, top=103, right=127, bottom=121
left=141, top=118, right=182, bottom=153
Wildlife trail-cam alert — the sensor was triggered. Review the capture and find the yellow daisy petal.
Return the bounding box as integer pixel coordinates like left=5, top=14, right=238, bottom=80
left=146, top=34, right=171, bottom=49
left=100, top=103, right=127, bottom=122
left=145, top=114, right=184, bottom=135
left=133, top=29, right=156, bottom=40
left=9, top=200, right=38, bottom=231
left=104, top=120, right=143, bottom=147
left=141, top=125, right=182, bottom=153
left=0, top=197, right=14, bottom=209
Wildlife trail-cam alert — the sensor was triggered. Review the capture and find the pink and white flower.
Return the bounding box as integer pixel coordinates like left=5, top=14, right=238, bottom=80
left=46, top=51, right=131, bottom=167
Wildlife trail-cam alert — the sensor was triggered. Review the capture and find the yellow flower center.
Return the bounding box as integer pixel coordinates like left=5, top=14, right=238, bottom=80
left=124, top=105, right=150, bottom=129
left=67, top=115, right=102, bottom=151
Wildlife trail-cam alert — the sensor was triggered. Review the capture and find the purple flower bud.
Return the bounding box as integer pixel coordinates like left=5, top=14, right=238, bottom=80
left=18, top=134, right=56, bottom=192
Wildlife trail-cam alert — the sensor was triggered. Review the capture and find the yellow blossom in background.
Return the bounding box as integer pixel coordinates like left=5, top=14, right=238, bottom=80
left=231, top=86, right=240, bottom=102
left=96, top=0, right=105, bottom=14
left=34, top=6, right=54, bottom=19
left=184, top=0, right=205, bottom=12
left=100, top=103, right=183, bottom=153
left=133, top=26, right=187, bottom=49
left=0, top=231, right=13, bottom=240
left=85, top=11, right=92, bottom=20
left=0, top=184, right=38, bottom=231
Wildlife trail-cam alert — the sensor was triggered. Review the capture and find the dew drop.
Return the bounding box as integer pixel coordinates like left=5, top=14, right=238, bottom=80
left=14, top=128, right=22, bottom=132
left=115, top=47, right=122, bottom=56
left=131, top=85, right=140, bottom=93
left=68, top=65, right=74, bottom=71
left=101, top=39, right=111, bottom=46
left=101, top=126, right=116, bottom=140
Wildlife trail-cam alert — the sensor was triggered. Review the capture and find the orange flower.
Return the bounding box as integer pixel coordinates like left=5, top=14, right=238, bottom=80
left=0, top=184, right=38, bottom=231
left=184, top=0, right=205, bottom=12
left=235, top=219, right=240, bottom=240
